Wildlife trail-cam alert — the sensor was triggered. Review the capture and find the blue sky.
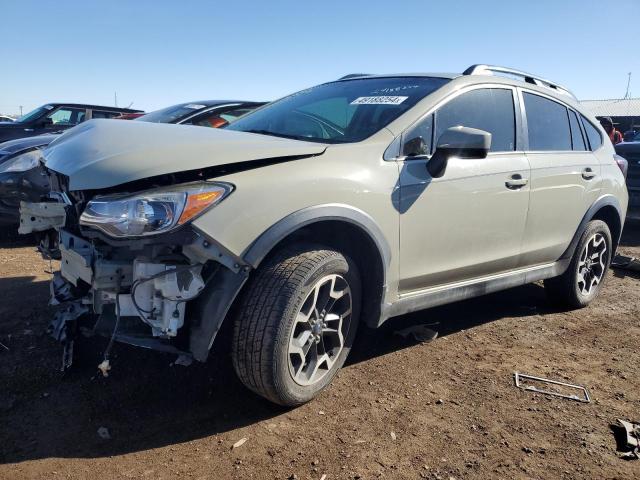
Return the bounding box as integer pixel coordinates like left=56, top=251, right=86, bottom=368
left=1, top=0, right=638, bottom=116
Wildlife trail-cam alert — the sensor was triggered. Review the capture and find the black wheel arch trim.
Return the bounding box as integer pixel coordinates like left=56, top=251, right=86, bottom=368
left=559, top=194, right=623, bottom=264
left=242, top=203, right=392, bottom=276
left=189, top=204, right=392, bottom=361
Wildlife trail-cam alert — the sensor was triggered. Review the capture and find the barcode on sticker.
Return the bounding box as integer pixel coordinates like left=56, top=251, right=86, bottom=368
left=350, top=96, right=408, bottom=105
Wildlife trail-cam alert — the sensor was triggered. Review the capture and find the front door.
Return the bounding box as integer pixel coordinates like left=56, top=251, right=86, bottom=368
left=398, top=86, right=531, bottom=294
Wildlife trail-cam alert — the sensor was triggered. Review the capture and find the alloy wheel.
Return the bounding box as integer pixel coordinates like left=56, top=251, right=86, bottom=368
left=577, top=233, right=607, bottom=296
left=288, top=274, right=352, bottom=386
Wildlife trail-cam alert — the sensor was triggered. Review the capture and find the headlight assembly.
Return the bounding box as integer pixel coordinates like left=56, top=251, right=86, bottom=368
left=0, top=149, right=43, bottom=173
left=79, top=181, right=233, bottom=237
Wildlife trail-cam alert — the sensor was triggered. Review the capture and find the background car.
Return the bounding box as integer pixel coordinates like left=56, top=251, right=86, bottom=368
left=0, top=103, right=144, bottom=142
left=0, top=115, right=15, bottom=123
left=0, top=100, right=265, bottom=227
left=133, top=100, right=265, bottom=127
left=615, top=133, right=640, bottom=219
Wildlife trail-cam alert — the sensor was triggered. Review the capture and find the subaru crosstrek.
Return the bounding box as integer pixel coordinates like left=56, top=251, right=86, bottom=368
left=20, top=65, right=628, bottom=406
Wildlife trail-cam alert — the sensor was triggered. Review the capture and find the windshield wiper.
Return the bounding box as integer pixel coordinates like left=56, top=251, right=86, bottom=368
left=243, top=129, right=312, bottom=141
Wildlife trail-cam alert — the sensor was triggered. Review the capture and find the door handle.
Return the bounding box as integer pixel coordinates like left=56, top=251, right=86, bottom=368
left=582, top=167, right=596, bottom=180
left=505, top=174, right=528, bottom=189
left=23, top=128, right=34, bottom=132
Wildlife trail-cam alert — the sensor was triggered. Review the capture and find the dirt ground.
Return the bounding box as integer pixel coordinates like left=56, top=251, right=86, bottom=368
left=1, top=224, right=639, bottom=480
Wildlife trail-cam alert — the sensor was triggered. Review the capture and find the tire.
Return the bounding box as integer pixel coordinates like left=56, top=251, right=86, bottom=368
left=231, top=243, right=361, bottom=406
left=544, top=220, right=612, bottom=309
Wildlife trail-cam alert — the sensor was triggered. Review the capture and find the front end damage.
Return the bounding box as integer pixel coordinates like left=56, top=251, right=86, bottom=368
left=16, top=119, right=329, bottom=373
left=20, top=174, right=250, bottom=372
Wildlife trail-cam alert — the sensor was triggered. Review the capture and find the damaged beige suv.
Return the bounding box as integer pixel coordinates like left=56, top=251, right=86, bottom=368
left=21, top=65, right=628, bottom=406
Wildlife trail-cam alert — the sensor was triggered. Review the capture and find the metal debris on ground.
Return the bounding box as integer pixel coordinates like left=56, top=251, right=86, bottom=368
left=394, top=324, right=439, bottom=342
left=513, top=372, right=590, bottom=403
left=612, top=419, right=640, bottom=460
left=97, top=359, right=111, bottom=377
left=611, top=254, right=640, bottom=272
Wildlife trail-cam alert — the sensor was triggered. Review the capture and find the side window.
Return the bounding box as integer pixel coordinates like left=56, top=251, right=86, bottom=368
left=47, top=107, right=86, bottom=125
left=581, top=116, right=603, bottom=151
left=523, top=93, right=571, bottom=151
left=568, top=110, right=587, bottom=151
left=219, top=107, right=254, bottom=123
left=402, top=113, right=433, bottom=156
left=433, top=88, right=516, bottom=152
left=92, top=110, right=120, bottom=119
left=188, top=107, right=256, bottom=128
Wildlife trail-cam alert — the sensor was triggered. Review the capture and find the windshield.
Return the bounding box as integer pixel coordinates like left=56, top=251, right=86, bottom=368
left=17, top=105, right=52, bottom=123
left=226, top=77, right=449, bottom=143
left=136, top=103, right=208, bottom=123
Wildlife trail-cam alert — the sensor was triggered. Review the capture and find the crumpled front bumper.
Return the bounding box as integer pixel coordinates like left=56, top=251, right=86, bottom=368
left=19, top=198, right=251, bottom=368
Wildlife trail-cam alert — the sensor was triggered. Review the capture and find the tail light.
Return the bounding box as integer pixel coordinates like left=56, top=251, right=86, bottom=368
left=614, top=154, right=628, bottom=179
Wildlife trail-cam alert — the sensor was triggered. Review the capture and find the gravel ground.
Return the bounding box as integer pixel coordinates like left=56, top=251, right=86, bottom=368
left=1, top=224, right=639, bottom=480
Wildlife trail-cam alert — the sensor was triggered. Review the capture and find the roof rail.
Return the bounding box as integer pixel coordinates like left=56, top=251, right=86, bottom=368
left=463, top=64, right=577, bottom=100
left=338, top=73, right=372, bottom=80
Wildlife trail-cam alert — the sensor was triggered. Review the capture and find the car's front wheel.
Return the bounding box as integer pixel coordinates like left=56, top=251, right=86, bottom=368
left=232, top=243, right=361, bottom=406
left=544, top=219, right=612, bottom=308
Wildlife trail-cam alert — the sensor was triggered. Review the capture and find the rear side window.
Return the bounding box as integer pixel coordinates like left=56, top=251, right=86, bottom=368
left=92, top=110, right=120, bottom=119
left=523, top=93, right=571, bottom=151
left=581, top=116, right=603, bottom=150
left=433, top=88, right=516, bottom=152
left=568, top=110, right=587, bottom=151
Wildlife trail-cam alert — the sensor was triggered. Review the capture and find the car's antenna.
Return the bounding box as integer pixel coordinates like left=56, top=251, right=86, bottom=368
left=624, top=72, right=632, bottom=99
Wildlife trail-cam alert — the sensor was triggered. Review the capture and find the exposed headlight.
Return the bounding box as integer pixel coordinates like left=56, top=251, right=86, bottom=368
left=0, top=149, right=43, bottom=173
left=79, top=182, right=233, bottom=237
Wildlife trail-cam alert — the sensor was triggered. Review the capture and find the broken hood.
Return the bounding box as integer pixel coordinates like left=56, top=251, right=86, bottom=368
left=44, top=119, right=327, bottom=190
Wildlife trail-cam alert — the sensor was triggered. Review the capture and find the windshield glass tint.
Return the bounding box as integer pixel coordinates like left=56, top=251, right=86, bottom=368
left=17, top=106, right=51, bottom=123
left=136, top=103, right=208, bottom=123
left=227, top=77, right=449, bottom=143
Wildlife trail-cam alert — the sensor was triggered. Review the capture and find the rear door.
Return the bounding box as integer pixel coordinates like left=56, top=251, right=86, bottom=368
left=519, top=90, right=602, bottom=266
left=398, top=86, right=531, bottom=292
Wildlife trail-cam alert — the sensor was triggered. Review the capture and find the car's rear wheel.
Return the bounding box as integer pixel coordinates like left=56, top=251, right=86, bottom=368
left=544, top=219, right=612, bottom=308
left=231, top=243, right=361, bottom=406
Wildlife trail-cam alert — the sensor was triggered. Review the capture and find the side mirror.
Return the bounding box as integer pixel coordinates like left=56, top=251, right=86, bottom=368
left=427, top=126, right=491, bottom=178
left=402, top=136, right=428, bottom=157
left=40, top=117, right=54, bottom=128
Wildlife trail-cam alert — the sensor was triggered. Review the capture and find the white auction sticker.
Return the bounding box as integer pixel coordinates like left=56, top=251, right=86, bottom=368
left=350, top=96, right=408, bottom=105
left=184, top=104, right=206, bottom=109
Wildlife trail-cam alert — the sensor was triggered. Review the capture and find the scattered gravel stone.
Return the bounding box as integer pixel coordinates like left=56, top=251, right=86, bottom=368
left=232, top=437, right=248, bottom=449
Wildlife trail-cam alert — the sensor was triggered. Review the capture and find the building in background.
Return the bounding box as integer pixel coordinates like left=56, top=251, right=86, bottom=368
left=581, top=98, right=640, bottom=139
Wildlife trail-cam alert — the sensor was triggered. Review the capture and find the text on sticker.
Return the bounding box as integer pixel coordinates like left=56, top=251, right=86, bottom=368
left=350, top=96, right=408, bottom=105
